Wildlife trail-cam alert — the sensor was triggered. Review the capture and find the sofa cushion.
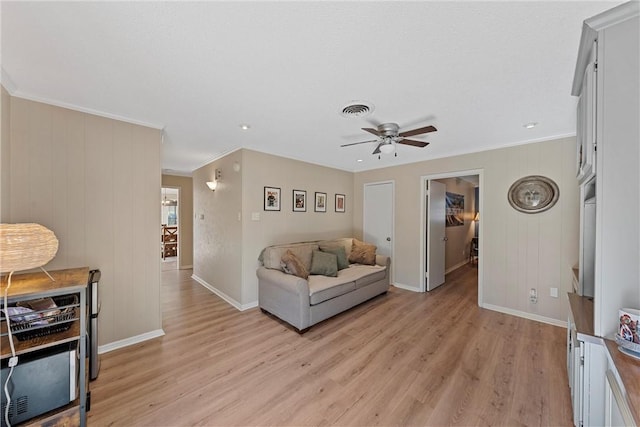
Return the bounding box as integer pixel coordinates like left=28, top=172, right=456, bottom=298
left=348, top=239, right=377, bottom=265
left=281, top=250, right=309, bottom=280
left=341, top=264, right=387, bottom=288
left=319, top=245, right=349, bottom=270
left=308, top=275, right=356, bottom=305
left=309, top=250, right=338, bottom=277
left=319, top=238, right=353, bottom=260
left=263, top=242, right=319, bottom=271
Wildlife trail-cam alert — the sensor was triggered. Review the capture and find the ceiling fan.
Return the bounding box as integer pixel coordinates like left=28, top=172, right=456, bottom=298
left=340, top=123, right=437, bottom=156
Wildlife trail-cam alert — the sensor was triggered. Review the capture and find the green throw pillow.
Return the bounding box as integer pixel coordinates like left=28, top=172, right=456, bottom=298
left=309, top=250, right=338, bottom=277
left=320, top=246, right=349, bottom=270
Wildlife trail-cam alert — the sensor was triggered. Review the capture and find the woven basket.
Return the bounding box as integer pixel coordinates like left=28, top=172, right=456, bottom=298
left=0, top=223, right=59, bottom=273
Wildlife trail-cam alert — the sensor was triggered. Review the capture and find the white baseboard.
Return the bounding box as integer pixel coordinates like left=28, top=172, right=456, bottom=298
left=392, top=282, right=421, bottom=292
left=481, top=303, right=567, bottom=328
left=445, top=260, right=470, bottom=274
left=179, top=264, right=193, bottom=270
left=98, top=329, right=165, bottom=354
left=191, top=274, right=257, bottom=311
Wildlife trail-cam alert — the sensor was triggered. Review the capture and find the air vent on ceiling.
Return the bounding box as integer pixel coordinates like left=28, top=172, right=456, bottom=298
left=340, top=101, right=374, bottom=118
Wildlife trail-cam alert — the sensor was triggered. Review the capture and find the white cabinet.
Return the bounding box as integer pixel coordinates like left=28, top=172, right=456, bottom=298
left=575, top=41, right=597, bottom=184
left=572, top=0, right=640, bottom=339
left=605, top=369, right=635, bottom=427
left=568, top=325, right=584, bottom=426
left=567, top=303, right=608, bottom=427
left=570, top=4, right=640, bottom=425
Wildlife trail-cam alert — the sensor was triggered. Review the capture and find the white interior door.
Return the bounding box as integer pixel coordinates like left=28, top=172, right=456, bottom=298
left=427, top=180, right=446, bottom=291
left=363, top=182, right=393, bottom=258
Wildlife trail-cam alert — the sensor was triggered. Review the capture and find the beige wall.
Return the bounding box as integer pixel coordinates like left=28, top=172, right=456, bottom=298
left=192, top=149, right=354, bottom=307
left=162, top=174, right=193, bottom=269
left=436, top=177, right=476, bottom=271
left=6, top=95, right=163, bottom=346
left=354, top=137, right=579, bottom=323
left=192, top=150, right=244, bottom=305
left=241, top=150, right=354, bottom=304
left=1, top=87, right=10, bottom=222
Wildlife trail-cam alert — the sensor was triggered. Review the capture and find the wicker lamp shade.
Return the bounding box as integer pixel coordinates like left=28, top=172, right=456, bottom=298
left=0, top=223, right=59, bottom=273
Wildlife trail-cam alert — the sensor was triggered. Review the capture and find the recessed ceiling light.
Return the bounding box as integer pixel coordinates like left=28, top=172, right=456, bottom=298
left=239, top=124, right=251, bottom=131
left=523, top=122, right=538, bottom=129
left=357, top=159, right=363, bottom=162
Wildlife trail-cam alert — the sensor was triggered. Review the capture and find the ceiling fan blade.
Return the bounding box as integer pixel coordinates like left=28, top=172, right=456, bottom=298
left=340, top=139, right=378, bottom=147
left=398, top=125, right=437, bottom=138
left=372, top=143, right=383, bottom=155
left=398, top=139, right=429, bottom=148
left=362, top=127, right=382, bottom=137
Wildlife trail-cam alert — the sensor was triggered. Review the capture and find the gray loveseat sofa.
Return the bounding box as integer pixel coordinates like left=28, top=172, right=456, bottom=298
left=257, top=237, right=390, bottom=332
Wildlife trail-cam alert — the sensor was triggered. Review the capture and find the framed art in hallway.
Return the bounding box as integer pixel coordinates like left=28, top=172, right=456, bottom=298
left=335, top=194, right=345, bottom=212
left=264, top=186, right=281, bottom=211
left=445, top=191, right=464, bottom=227
left=314, top=192, right=327, bottom=212
left=293, top=189, right=306, bottom=212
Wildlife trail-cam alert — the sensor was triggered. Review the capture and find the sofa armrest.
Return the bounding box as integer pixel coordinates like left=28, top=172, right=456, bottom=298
left=257, top=266, right=311, bottom=330
left=257, top=267, right=309, bottom=296
left=376, top=254, right=390, bottom=268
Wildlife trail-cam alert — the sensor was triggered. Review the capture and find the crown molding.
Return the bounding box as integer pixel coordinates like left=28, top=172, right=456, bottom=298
left=0, top=68, right=17, bottom=94
left=572, top=1, right=639, bottom=96
left=1, top=68, right=164, bottom=130
left=12, top=91, right=165, bottom=130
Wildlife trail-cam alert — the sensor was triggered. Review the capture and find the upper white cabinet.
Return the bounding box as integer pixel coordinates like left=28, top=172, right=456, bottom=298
left=575, top=41, right=597, bottom=184
left=572, top=1, right=640, bottom=338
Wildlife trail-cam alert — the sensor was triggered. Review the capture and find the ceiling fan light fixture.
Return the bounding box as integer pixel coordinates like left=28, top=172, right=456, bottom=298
left=379, top=143, right=395, bottom=154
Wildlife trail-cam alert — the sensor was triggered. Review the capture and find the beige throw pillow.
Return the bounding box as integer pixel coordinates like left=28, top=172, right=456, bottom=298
left=281, top=250, right=309, bottom=280
left=348, top=239, right=377, bottom=265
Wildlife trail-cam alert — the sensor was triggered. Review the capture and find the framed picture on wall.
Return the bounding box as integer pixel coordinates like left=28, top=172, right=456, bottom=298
left=293, top=189, right=306, bottom=212
left=314, top=192, right=327, bottom=212
left=335, top=194, right=345, bottom=212
left=445, top=192, right=464, bottom=226
left=264, top=186, right=281, bottom=211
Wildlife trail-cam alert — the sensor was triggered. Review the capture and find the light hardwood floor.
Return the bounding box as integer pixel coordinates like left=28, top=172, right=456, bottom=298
left=88, top=265, right=573, bottom=426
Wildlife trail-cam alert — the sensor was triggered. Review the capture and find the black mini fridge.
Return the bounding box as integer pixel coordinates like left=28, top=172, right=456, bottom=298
left=87, top=269, right=101, bottom=380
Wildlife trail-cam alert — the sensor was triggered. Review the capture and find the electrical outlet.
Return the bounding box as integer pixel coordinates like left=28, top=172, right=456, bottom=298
left=529, top=288, right=538, bottom=304
left=550, top=287, right=558, bottom=298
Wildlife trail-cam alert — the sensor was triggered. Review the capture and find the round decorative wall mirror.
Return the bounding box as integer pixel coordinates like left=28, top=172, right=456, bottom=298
left=507, top=175, right=559, bottom=214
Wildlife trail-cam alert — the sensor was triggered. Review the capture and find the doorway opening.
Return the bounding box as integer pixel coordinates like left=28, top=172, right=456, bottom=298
left=421, top=169, right=483, bottom=306
left=161, top=187, right=180, bottom=271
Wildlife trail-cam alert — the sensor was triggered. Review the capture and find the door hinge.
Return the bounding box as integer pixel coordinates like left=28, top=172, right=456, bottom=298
left=580, top=356, right=584, bottom=366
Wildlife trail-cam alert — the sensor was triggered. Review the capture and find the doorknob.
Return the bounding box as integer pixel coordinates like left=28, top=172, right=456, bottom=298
left=386, top=237, right=391, bottom=241
left=442, top=237, right=448, bottom=241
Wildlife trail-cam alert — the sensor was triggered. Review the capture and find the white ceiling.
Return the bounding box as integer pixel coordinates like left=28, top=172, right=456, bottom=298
left=1, top=1, right=622, bottom=174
